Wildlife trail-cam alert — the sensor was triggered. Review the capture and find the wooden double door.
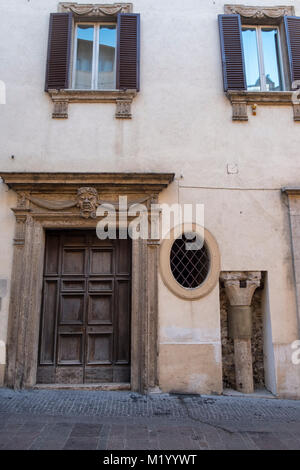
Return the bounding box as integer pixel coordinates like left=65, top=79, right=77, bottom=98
left=37, top=230, right=131, bottom=384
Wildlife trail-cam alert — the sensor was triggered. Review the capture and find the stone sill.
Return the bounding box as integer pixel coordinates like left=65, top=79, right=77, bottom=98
left=226, top=90, right=299, bottom=121
left=48, top=88, right=137, bottom=119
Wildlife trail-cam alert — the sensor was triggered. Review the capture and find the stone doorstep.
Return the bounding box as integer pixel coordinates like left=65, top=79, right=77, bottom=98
left=222, top=389, right=277, bottom=399
left=33, top=383, right=131, bottom=391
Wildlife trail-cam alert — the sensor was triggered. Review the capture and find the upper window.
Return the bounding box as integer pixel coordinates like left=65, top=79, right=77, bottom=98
left=242, top=26, right=284, bottom=92
left=218, top=11, right=300, bottom=94
left=45, top=11, right=140, bottom=93
left=73, top=23, right=117, bottom=90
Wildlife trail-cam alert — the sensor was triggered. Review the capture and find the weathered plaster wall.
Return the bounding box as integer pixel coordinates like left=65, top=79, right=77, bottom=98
left=0, top=0, right=299, bottom=394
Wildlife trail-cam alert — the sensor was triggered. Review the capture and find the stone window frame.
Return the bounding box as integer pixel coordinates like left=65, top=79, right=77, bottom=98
left=48, top=3, right=137, bottom=119
left=160, top=223, right=220, bottom=300
left=224, top=4, right=300, bottom=121
left=1, top=172, right=174, bottom=392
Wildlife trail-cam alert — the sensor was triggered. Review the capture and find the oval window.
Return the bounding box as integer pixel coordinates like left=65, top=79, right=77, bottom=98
left=170, top=233, right=210, bottom=289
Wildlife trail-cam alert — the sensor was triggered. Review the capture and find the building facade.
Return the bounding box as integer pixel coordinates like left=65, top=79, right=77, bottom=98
left=0, top=0, right=300, bottom=398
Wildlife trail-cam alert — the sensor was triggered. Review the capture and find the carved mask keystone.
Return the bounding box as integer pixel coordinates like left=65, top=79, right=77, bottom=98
left=76, top=187, right=99, bottom=218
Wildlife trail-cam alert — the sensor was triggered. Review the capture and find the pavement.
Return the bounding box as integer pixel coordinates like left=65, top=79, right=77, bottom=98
left=0, top=388, right=300, bottom=450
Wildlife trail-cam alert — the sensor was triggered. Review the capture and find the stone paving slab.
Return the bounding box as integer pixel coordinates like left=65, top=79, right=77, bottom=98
left=0, top=389, right=300, bottom=450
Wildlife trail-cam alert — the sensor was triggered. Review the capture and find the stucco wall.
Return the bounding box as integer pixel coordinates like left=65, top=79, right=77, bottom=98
left=0, top=0, right=299, bottom=395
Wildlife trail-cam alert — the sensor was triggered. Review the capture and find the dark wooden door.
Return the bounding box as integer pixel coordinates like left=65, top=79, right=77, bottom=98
left=37, top=231, right=131, bottom=384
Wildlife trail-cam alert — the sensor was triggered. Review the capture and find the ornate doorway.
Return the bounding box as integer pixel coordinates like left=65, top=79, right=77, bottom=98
left=2, top=172, right=174, bottom=392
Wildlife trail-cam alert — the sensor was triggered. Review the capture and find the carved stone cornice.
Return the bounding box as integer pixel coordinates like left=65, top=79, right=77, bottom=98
left=1, top=172, right=174, bottom=192
left=226, top=91, right=300, bottom=122
left=48, top=89, right=137, bottom=119
left=224, top=4, right=295, bottom=20
left=58, top=2, right=133, bottom=16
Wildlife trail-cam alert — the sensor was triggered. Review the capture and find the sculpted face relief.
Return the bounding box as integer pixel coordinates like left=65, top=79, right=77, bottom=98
left=76, top=187, right=99, bottom=219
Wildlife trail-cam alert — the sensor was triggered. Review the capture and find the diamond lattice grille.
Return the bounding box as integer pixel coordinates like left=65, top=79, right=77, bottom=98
left=170, top=234, right=210, bottom=289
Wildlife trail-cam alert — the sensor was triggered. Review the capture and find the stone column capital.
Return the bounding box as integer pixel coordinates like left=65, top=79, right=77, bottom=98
left=220, top=271, right=261, bottom=306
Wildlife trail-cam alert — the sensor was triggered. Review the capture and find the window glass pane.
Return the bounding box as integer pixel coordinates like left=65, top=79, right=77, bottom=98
left=242, top=28, right=261, bottom=91
left=261, top=28, right=283, bottom=91
left=75, top=25, right=94, bottom=89
left=98, top=25, right=117, bottom=89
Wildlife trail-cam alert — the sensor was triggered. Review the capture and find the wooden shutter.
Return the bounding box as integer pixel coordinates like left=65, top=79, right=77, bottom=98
left=45, top=13, right=72, bottom=91
left=218, top=14, right=246, bottom=91
left=284, top=16, right=300, bottom=84
left=117, top=13, right=140, bottom=91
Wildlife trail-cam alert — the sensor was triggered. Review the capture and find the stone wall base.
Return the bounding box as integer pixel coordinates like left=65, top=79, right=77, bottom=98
left=158, top=343, right=223, bottom=395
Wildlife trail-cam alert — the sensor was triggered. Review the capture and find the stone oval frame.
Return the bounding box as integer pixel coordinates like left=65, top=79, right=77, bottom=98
left=160, top=224, right=220, bottom=300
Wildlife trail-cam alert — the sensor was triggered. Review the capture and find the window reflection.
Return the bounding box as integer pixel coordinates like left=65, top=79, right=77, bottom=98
left=242, top=28, right=260, bottom=91
left=261, top=28, right=283, bottom=91
left=98, top=25, right=117, bottom=89
left=75, top=25, right=94, bottom=89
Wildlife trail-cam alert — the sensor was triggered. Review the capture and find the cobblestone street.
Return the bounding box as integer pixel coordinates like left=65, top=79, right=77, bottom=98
left=0, top=389, right=300, bottom=450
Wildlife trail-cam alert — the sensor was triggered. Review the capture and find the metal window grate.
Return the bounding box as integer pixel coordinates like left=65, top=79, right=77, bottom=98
left=170, top=234, right=210, bottom=289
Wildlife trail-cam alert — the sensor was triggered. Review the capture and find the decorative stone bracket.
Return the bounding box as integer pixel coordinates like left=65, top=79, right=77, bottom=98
left=220, top=271, right=262, bottom=394
left=48, top=89, right=137, bottom=119
left=226, top=91, right=300, bottom=122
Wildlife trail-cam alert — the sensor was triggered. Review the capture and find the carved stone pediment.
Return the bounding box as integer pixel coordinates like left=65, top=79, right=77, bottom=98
left=1, top=173, right=175, bottom=221
left=58, top=2, right=133, bottom=16
left=224, top=4, right=295, bottom=20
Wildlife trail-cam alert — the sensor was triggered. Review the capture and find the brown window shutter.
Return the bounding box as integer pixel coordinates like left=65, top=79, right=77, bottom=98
left=116, top=13, right=140, bottom=91
left=45, top=13, right=72, bottom=91
left=284, top=16, right=300, bottom=84
left=218, top=14, right=246, bottom=91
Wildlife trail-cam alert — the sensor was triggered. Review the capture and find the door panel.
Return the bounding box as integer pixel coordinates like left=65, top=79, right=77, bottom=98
left=88, top=294, right=112, bottom=324
left=63, top=248, right=86, bottom=274
left=57, top=333, right=83, bottom=364
left=90, top=248, right=113, bottom=274
left=60, top=294, right=85, bottom=324
left=39, top=280, right=58, bottom=365
left=37, top=230, right=131, bottom=384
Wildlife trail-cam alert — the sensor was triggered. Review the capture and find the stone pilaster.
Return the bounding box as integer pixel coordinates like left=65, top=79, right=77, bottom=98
left=282, top=188, right=300, bottom=337
left=220, top=271, right=261, bottom=393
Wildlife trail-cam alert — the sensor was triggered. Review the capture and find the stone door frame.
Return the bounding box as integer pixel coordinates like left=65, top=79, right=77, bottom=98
left=1, top=172, right=174, bottom=392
